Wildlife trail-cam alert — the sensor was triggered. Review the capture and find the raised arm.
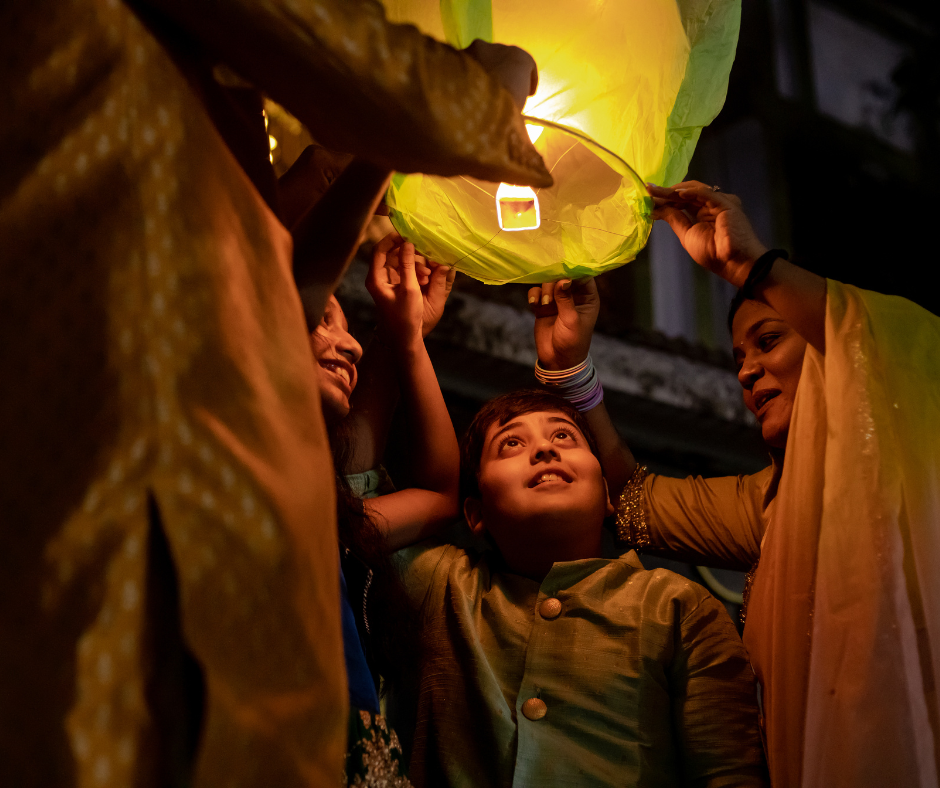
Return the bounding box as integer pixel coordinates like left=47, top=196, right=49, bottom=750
left=290, top=156, right=392, bottom=328
left=138, top=0, right=552, bottom=188
left=529, top=277, right=768, bottom=569
left=358, top=238, right=459, bottom=549
left=346, top=233, right=456, bottom=474
left=648, top=182, right=827, bottom=353
left=527, top=278, right=638, bottom=500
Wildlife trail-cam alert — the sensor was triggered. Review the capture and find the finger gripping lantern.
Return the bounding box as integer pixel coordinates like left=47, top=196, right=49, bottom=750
left=381, top=0, right=741, bottom=284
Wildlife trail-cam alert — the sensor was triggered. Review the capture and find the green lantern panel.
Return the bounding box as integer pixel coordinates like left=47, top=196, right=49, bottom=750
left=382, top=0, right=741, bottom=284
left=387, top=118, right=652, bottom=284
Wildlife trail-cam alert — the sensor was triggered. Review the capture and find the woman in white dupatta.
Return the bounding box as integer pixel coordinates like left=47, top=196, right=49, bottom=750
left=530, top=182, right=940, bottom=787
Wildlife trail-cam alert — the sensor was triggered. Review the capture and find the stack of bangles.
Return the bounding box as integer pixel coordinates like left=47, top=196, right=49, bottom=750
left=534, top=356, right=604, bottom=412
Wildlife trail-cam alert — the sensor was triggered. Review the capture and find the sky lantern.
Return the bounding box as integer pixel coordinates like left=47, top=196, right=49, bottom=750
left=380, top=0, right=742, bottom=284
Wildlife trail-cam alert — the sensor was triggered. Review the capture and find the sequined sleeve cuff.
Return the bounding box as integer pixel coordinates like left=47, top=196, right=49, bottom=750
left=615, top=465, right=650, bottom=548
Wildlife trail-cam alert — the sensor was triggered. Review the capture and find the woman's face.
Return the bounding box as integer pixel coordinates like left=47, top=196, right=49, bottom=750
left=731, top=300, right=808, bottom=450
left=309, top=296, right=362, bottom=420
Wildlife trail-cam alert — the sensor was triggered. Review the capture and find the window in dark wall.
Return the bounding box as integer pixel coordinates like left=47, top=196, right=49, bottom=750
left=808, top=2, right=915, bottom=152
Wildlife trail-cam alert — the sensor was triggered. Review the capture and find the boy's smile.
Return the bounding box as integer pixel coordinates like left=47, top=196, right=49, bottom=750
left=484, top=411, right=591, bottom=502
left=465, top=410, right=612, bottom=576
left=529, top=469, right=571, bottom=487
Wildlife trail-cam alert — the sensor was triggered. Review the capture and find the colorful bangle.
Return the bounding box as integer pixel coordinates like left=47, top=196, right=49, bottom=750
left=534, top=356, right=604, bottom=412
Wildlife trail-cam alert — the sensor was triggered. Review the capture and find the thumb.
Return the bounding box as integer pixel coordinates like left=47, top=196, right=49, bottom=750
left=655, top=205, right=693, bottom=239
left=428, top=264, right=452, bottom=302
left=553, top=279, right=576, bottom=315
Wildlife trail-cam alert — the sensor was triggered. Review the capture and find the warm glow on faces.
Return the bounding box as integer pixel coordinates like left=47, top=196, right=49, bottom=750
left=471, top=410, right=610, bottom=547
left=309, top=296, right=362, bottom=420
left=732, top=300, right=808, bottom=449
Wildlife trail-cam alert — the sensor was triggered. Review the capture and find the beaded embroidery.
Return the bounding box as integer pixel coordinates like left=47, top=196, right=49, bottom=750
left=615, top=465, right=650, bottom=547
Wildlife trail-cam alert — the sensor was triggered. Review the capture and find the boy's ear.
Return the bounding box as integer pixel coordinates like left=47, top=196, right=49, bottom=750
left=603, top=478, right=615, bottom=518
left=463, top=497, right=487, bottom=537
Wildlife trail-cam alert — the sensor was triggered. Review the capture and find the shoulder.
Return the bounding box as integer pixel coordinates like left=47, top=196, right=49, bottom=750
left=623, top=562, right=739, bottom=640
left=630, top=564, right=715, bottom=618
left=393, top=539, right=488, bottom=608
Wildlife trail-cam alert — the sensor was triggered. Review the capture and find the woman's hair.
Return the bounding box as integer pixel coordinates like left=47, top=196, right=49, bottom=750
left=727, top=288, right=748, bottom=334
left=459, top=388, right=601, bottom=502
left=328, top=419, right=419, bottom=693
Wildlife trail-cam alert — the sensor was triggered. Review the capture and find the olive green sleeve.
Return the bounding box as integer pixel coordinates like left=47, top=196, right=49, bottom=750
left=672, top=595, right=769, bottom=787
left=617, top=464, right=774, bottom=570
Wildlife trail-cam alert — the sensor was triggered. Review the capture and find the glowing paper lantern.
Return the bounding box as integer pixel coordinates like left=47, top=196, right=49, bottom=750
left=382, top=0, right=741, bottom=284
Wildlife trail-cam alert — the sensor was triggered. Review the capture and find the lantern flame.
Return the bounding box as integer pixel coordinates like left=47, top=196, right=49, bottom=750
left=495, top=183, right=540, bottom=231
left=525, top=123, right=543, bottom=144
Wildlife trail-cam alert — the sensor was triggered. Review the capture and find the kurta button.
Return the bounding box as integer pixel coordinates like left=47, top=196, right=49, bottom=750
left=522, top=698, right=547, bottom=721
left=539, top=597, right=562, bottom=619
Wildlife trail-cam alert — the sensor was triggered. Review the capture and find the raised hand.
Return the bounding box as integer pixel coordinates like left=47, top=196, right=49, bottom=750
left=526, top=278, right=600, bottom=371
left=375, top=233, right=456, bottom=337
left=648, top=182, right=768, bottom=287
left=367, top=233, right=425, bottom=348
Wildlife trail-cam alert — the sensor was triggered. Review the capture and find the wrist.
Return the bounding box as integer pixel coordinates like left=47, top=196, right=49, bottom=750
left=727, top=244, right=770, bottom=289
left=374, top=320, right=423, bottom=354
left=535, top=356, right=604, bottom=412
left=741, top=248, right=789, bottom=299
left=537, top=347, right=590, bottom=372
left=390, top=331, right=425, bottom=359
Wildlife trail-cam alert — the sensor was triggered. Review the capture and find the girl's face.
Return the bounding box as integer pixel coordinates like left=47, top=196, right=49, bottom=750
left=731, top=300, right=808, bottom=450
left=309, top=296, right=362, bottom=420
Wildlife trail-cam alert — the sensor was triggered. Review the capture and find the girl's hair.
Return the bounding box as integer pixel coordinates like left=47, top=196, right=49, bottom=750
left=459, top=389, right=601, bottom=503
left=328, top=418, right=419, bottom=694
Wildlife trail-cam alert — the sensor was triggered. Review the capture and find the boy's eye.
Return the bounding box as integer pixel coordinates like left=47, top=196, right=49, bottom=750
left=498, top=436, right=522, bottom=452
left=552, top=429, right=576, bottom=442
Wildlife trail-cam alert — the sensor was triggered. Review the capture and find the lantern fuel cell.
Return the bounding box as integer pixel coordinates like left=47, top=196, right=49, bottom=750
left=496, top=184, right=540, bottom=231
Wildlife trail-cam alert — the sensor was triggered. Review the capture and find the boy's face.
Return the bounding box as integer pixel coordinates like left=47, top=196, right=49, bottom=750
left=468, top=410, right=612, bottom=549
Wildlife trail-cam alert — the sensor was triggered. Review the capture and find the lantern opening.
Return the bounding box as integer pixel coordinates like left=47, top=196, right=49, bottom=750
left=495, top=183, right=540, bottom=231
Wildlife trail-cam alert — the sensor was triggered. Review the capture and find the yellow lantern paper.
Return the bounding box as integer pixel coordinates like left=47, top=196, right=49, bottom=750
left=382, top=0, right=741, bottom=284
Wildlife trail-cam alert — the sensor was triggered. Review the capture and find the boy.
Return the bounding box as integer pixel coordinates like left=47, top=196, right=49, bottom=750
left=394, top=390, right=767, bottom=787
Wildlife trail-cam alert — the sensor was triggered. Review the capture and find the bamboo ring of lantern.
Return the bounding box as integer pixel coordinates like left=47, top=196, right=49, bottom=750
left=386, top=117, right=653, bottom=285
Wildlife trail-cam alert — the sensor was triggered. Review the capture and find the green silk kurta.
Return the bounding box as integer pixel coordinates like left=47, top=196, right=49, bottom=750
left=394, top=542, right=767, bottom=787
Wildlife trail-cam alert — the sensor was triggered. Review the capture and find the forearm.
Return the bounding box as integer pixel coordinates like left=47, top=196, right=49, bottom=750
left=292, top=160, right=391, bottom=327
left=750, top=257, right=827, bottom=354
left=137, top=0, right=549, bottom=186
left=365, top=488, right=456, bottom=550
left=583, top=400, right=637, bottom=503
left=344, top=336, right=401, bottom=474
left=360, top=339, right=458, bottom=550
left=393, top=340, right=459, bottom=500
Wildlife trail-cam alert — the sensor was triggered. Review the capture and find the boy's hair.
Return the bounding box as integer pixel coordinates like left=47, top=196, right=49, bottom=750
left=459, top=389, right=601, bottom=502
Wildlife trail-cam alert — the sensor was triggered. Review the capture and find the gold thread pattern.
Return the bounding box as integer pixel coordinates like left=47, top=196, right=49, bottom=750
left=740, top=558, right=760, bottom=627
left=615, top=465, right=650, bottom=547
left=344, top=710, right=413, bottom=787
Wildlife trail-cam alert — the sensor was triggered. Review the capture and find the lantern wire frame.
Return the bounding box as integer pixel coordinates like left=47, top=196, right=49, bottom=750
left=386, top=116, right=654, bottom=285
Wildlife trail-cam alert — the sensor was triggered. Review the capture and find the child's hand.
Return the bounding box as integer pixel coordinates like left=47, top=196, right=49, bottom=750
left=372, top=233, right=456, bottom=338
left=527, top=278, right=600, bottom=370
left=367, top=233, right=425, bottom=348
